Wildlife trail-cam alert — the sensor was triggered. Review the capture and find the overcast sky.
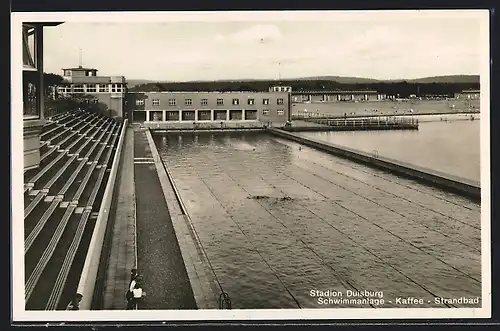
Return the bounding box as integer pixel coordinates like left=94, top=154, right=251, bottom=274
left=35, top=11, right=485, bottom=81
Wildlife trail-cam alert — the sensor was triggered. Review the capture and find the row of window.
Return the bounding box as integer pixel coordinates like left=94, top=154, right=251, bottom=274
left=137, top=109, right=286, bottom=116
left=63, top=70, right=97, bottom=77
left=59, top=84, right=124, bottom=93
left=271, top=86, right=292, bottom=92
left=138, top=97, right=285, bottom=107
left=267, top=109, right=285, bottom=116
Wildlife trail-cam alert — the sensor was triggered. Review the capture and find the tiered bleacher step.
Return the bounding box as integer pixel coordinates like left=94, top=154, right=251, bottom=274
left=24, top=108, right=123, bottom=310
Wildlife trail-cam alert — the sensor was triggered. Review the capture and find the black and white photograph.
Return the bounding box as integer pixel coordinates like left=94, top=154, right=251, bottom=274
left=11, top=10, right=491, bottom=321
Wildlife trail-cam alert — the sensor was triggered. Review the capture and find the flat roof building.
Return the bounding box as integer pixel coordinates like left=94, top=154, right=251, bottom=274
left=57, top=66, right=127, bottom=118
left=291, top=90, right=384, bottom=102
left=455, top=89, right=480, bottom=100
left=126, top=90, right=291, bottom=128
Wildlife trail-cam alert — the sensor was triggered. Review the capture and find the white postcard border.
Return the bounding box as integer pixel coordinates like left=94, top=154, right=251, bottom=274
left=11, top=10, right=492, bottom=322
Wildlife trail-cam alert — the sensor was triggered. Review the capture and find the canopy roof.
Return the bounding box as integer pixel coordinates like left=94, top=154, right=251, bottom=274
left=23, top=22, right=64, bottom=27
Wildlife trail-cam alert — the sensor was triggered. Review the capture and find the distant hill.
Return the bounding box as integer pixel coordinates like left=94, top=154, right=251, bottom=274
left=281, top=75, right=480, bottom=84
left=126, top=79, right=157, bottom=88
left=126, top=75, right=479, bottom=87
left=403, top=75, right=480, bottom=84
left=291, top=76, right=382, bottom=84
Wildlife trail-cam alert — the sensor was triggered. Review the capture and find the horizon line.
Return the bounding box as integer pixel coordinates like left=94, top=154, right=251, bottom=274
left=123, top=73, right=480, bottom=83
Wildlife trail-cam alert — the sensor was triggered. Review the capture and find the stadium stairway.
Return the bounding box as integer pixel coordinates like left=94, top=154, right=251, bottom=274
left=23, top=109, right=124, bottom=310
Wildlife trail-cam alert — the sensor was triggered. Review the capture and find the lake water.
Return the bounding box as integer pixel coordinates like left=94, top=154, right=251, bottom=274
left=300, top=117, right=480, bottom=182
left=153, top=131, right=481, bottom=309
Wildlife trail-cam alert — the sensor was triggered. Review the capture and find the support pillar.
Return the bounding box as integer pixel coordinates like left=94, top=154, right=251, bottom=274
left=162, top=110, right=166, bottom=122
left=195, top=110, right=198, bottom=122
left=242, top=109, right=246, bottom=120
left=226, top=109, right=230, bottom=121
left=146, top=110, right=150, bottom=122
left=210, top=109, right=214, bottom=121
left=36, top=26, right=45, bottom=119
left=178, top=110, right=182, bottom=121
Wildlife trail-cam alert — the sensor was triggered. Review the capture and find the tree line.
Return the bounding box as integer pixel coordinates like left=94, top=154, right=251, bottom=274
left=129, top=80, right=480, bottom=97
left=23, top=72, right=110, bottom=115
left=23, top=71, right=65, bottom=98
left=28, top=72, right=480, bottom=98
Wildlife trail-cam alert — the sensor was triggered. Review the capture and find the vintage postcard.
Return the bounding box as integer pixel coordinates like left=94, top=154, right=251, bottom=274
left=11, top=9, right=491, bottom=322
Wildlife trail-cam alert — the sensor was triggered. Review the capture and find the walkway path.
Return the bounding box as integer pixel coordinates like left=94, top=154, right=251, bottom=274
left=102, top=127, right=137, bottom=309
left=133, top=128, right=197, bottom=309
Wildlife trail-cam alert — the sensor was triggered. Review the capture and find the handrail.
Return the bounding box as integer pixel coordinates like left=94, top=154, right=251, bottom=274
left=219, top=292, right=232, bottom=309
left=292, top=116, right=419, bottom=129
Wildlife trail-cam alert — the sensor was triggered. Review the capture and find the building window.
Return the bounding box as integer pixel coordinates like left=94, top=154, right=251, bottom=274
left=23, top=25, right=37, bottom=71
left=136, top=99, right=145, bottom=106
left=185, top=98, right=192, bottom=106
left=23, top=79, right=38, bottom=117
left=217, top=98, right=224, bottom=106
left=86, top=84, right=97, bottom=93
left=73, top=84, right=84, bottom=93
left=152, top=99, right=160, bottom=106
left=248, top=98, right=255, bottom=105
left=111, top=84, right=122, bottom=93
left=59, top=86, right=71, bottom=94
left=168, top=99, right=176, bottom=106
left=98, top=84, right=109, bottom=92
left=277, top=98, right=284, bottom=105
left=232, top=98, right=239, bottom=105
left=263, top=109, right=270, bottom=115
left=201, top=98, right=208, bottom=105
left=277, top=109, right=285, bottom=116
left=263, top=98, right=270, bottom=105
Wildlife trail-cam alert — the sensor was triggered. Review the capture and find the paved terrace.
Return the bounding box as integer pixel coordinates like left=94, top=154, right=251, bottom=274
left=102, top=125, right=207, bottom=310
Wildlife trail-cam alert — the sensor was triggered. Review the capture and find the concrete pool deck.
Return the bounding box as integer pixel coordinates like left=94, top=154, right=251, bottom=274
left=102, top=125, right=211, bottom=310
left=268, top=128, right=480, bottom=201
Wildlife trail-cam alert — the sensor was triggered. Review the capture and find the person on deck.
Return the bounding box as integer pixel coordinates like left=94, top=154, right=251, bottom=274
left=126, top=275, right=144, bottom=309
left=131, top=282, right=143, bottom=309
left=130, top=268, right=138, bottom=283
left=126, top=270, right=140, bottom=309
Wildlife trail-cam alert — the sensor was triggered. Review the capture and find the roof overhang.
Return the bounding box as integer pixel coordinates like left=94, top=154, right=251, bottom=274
left=23, top=22, right=64, bottom=27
